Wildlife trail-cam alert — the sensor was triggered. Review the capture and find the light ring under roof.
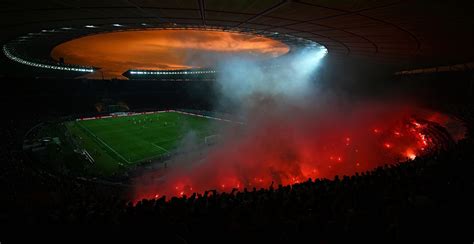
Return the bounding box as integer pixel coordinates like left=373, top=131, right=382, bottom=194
left=3, top=24, right=327, bottom=79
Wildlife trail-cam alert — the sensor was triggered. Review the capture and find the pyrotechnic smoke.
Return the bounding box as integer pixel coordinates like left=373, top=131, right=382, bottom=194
left=131, top=45, right=460, bottom=201
left=215, top=47, right=327, bottom=109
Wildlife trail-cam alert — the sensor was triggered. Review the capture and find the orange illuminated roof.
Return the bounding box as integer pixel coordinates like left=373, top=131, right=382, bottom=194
left=51, top=29, right=289, bottom=79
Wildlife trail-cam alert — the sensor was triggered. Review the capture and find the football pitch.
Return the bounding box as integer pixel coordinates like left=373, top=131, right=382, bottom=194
left=65, top=111, right=219, bottom=175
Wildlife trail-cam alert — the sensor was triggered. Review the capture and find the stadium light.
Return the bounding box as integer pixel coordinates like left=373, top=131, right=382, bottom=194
left=3, top=45, right=95, bottom=73
left=291, top=46, right=328, bottom=72
left=129, top=69, right=217, bottom=75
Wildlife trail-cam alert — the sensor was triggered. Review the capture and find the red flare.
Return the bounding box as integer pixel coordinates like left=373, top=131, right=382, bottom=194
left=131, top=105, right=464, bottom=202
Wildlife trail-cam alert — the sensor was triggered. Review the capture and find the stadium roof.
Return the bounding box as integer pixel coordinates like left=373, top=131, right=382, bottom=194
left=1, top=0, right=473, bottom=71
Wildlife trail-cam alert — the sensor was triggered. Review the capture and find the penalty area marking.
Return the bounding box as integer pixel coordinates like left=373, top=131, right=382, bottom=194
left=127, top=143, right=170, bottom=164
left=77, top=122, right=132, bottom=164
left=151, top=143, right=170, bottom=153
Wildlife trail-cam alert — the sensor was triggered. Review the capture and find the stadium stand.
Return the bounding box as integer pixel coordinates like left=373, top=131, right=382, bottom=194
left=1, top=102, right=473, bottom=241
left=0, top=69, right=472, bottom=239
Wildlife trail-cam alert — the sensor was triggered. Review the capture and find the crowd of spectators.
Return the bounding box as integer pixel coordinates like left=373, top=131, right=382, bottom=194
left=0, top=105, right=473, bottom=242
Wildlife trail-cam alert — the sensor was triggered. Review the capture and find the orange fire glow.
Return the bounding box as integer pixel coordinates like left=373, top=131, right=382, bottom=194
left=50, top=29, right=290, bottom=79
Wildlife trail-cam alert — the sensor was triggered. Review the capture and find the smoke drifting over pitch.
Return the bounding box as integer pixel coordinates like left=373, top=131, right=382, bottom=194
left=215, top=47, right=328, bottom=108
left=131, top=46, right=459, bottom=201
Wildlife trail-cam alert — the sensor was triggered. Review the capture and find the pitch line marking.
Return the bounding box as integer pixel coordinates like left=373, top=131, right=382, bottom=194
left=77, top=122, right=131, bottom=164
left=151, top=143, right=170, bottom=153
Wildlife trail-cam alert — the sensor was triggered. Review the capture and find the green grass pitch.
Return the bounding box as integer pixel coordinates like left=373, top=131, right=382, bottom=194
left=65, top=111, right=218, bottom=175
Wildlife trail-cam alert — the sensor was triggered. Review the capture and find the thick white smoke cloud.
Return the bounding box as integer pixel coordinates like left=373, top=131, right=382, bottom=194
left=131, top=45, right=331, bottom=200
left=215, top=46, right=328, bottom=106
left=132, top=44, right=464, bottom=201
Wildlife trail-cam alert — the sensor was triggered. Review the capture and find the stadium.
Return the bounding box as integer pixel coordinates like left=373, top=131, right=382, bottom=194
left=1, top=0, right=473, bottom=241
